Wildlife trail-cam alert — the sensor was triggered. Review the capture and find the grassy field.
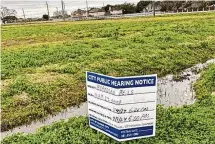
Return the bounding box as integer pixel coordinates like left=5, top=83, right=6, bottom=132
left=1, top=12, right=215, bottom=132
left=2, top=64, right=215, bottom=143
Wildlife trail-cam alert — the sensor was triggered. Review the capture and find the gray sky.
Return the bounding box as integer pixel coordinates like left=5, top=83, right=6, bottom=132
left=1, top=0, right=140, bottom=18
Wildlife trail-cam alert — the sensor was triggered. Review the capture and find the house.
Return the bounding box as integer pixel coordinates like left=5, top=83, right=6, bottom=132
left=143, top=2, right=161, bottom=12
left=190, top=3, right=200, bottom=9
left=186, top=3, right=201, bottom=11
left=185, top=2, right=211, bottom=11
left=72, top=8, right=106, bottom=18
left=177, top=3, right=188, bottom=11
left=72, top=9, right=86, bottom=18
left=2, top=16, right=18, bottom=23
left=110, top=10, right=123, bottom=15
left=71, top=7, right=122, bottom=18
left=207, top=4, right=215, bottom=10
left=88, top=8, right=105, bottom=17
left=107, top=6, right=123, bottom=15
left=51, top=15, right=64, bottom=19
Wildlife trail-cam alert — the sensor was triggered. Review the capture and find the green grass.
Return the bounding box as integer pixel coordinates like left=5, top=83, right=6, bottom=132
left=2, top=64, right=215, bottom=143
left=1, top=12, right=215, bottom=131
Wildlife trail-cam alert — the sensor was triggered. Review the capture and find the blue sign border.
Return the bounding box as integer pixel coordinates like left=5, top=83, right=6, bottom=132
left=87, top=72, right=156, bottom=88
left=89, top=117, right=153, bottom=139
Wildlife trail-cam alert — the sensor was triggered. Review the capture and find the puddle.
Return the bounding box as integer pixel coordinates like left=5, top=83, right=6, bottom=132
left=157, top=59, right=215, bottom=107
left=1, top=103, right=88, bottom=139
left=1, top=59, right=215, bottom=139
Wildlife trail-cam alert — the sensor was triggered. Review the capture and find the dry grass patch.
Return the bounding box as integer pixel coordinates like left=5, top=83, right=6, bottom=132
left=113, top=58, right=127, bottom=62
left=88, top=61, right=104, bottom=68
left=13, top=92, right=30, bottom=106
left=26, top=72, right=73, bottom=84
left=1, top=79, right=13, bottom=91
left=207, top=35, right=215, bottom=40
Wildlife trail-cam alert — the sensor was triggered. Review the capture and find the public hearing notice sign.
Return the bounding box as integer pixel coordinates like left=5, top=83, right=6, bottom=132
left=86, top=72, right=157, bottom=142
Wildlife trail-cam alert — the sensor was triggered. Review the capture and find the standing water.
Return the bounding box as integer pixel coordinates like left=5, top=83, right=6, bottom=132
left=158, top=59, right=215, bottom=106
left=1, top=59, right=215, bottom=139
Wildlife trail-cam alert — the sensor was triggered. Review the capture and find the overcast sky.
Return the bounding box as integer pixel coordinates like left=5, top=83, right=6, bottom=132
left=1, top=0, right=140, bottom=18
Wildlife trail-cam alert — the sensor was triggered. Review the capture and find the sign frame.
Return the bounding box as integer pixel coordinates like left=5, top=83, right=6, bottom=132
left=86, top=71, right=157, bottom=142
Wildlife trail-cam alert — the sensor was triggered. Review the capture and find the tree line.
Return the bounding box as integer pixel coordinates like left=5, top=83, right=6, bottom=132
left=1, top=1, right=215, bottom=23
left=102, top=1, right=215, bottom=14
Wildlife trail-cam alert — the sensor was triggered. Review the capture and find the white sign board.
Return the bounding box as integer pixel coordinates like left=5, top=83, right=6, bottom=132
left=86, top=72, right=157, bottom=142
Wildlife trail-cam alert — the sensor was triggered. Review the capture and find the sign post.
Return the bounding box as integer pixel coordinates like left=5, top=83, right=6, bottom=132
left=86, top=72, right=157, bottom=142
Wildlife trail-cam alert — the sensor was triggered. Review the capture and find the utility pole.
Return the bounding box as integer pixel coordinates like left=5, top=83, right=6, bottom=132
left=56, top=7, right=58, bottom=15
left=86, top=0, right=89, bottom=18
left=22, top=8, right=26, bottom=22
left=46, top=1, right=50, bottom=20
left=64, top=1, right=66, bottom=12
left=64, top=2, right=66, bottom=18
left=56, top=7, right=59, bottom=18
left=61, top=0, right=65, bottom=21
left=153, top=1, right=155, bottom=17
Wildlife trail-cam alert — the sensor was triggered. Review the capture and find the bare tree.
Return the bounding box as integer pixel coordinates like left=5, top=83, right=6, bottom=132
left=52, top=10, right=70, bottom=19
left=1, top=6, right=17, bottom=23
left=1, top=6, right=17, bottom=19
left=53, top=10, right=67, bottom=16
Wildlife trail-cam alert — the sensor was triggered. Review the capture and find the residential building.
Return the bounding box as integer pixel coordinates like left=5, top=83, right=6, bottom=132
left=72, top=9, right=86, bottom=18
left=110, top=10, right=123, bottom=15
left=88, top=8, right=105, bottom=17
left=143, top=3, right=161, bottom=12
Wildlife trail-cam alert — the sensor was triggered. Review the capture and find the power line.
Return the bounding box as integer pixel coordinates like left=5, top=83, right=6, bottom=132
left=25, top=13, right=46, bottom=16
left=63, top=1, right=80, bottom=4
left=48, top=4, right=60, bottom=8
